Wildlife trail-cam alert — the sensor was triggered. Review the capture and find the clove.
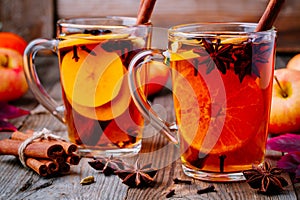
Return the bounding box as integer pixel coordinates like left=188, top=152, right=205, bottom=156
left=197, top=184, right=216, bottom=195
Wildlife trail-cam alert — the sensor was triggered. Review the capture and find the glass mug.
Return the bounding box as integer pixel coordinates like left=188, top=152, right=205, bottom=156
left=128, top=22, right=277, bottom=181
left=23, top=17, right=151, bottom=157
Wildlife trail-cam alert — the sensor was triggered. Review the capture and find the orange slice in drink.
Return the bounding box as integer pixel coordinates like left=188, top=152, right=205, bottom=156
left=173, top=60, right=264, bottom=155
left=68, top=70, right=131, bottom=121
left=58, top=33, right=129, bottom=48
left=61, top=44, right=124, bottom=107
left=97, top=101, right=144, bottom=148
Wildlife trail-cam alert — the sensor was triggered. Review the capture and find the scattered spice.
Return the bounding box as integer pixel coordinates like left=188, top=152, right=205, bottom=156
left=31, top=179, right=54, bottom=191
left=72, top=45, right=80, bottom=62
left=80, top=176, right=95, bottom=185
left=166, top=189, right=176, bottom=198
left=19, top=177, right=33, bottom=192
left=83, top=29, right=112, bottom=35
left=197, top=184, right=216, bottom=195
left=242, top=161, right=288, bottom=194
left=88, top=155, right=125, bottom=176
left=173, top=178, right=192, bottom=185
left=219, top=154, right=227, bottom=173
left=115, top=160, right=158, bottom=187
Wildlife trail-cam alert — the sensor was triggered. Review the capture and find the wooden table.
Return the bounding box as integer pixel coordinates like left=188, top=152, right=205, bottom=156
left=0, top=54, right=299, bottom=199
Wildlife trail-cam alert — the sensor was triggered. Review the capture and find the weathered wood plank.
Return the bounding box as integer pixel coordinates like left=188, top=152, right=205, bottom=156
left=56, top=0, right=300, bottom=52
left=0, top=0, right=54, bottom=42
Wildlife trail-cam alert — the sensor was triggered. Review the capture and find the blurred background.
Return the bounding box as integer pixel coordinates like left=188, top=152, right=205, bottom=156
left=0, top=0, right=299, bottom=53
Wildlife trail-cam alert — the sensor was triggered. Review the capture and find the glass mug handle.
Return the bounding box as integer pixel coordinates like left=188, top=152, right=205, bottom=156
left=128, top=49, right=179, bottom=144
left=23, top=39, right=65, bottom=123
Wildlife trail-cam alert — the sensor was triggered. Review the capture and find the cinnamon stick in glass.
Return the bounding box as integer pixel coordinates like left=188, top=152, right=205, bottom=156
left=136, top=0, right=157, bottom=24
left=255, top=0, right=285, bottom=31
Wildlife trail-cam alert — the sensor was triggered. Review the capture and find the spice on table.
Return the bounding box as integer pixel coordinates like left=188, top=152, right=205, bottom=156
left=166, top=189, right=176, bottom=198
left=173, top=178, right=192, bottom=185
left=197, top=184, right=216, bottom=195
left=0, top=129, right=81, bottom=177
left=242, top=161, right=288, bottom=194
left=80, top=176, right=95, bottom=185
left=115, top=160, right=158, bottom=187
left=88, top=155, right=125, bottom=176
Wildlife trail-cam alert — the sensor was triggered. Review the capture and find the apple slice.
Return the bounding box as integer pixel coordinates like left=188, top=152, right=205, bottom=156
left=61, top=44, right=124, bottom=107
left=69, top=71, right=131, bottom=121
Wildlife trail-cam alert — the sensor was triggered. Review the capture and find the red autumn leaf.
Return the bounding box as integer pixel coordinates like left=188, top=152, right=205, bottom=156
left=296, top=165, right=300, bottom=180
left=0, top=120, right=17, bottom=132
left=0, top=102, right=30, bottom=132
left=277, top=152, right=300, bottom=173
left=0, top=102, right=30, bottom=120
left=267, top=134, right=300, bottom=153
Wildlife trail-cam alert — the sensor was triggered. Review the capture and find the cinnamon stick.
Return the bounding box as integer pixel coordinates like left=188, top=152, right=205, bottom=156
left=255, top=0, right=285, bottom=31
left=11, top=131, right=77, bottom=155
left=66, top=153, right=81, bottom=165
left=0, top=139, right=64, bottom=159
left=59, top=162, right=70, bottom=174
left=39, top=159, right=59, bottom=174
left=136, top=0, right=157, bottom=24
left=26, top=158, right=48, bottom=177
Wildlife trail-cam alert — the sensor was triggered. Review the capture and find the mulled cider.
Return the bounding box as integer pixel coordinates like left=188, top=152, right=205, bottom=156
left=168, top=23, right=276, bottom=181
left=56, top=18, right=151, bottom=156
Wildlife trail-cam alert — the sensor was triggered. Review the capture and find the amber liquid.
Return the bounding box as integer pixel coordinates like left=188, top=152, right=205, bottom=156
left=170, top=37, right=275, bottom=173
left=58, top=34, right=146, bottom=154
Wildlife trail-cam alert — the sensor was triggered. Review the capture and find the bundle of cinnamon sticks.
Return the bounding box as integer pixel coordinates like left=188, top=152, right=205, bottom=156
left=0, top=130, right=80, bottom=177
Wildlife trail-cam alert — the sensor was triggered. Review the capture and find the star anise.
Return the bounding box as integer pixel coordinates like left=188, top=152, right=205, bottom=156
left=88, top=156, right=125, bottom=176
left=243, top=161, right=288, bottom=194
left=193, top=38, right=233, bottom=75
left=115, top=160, right=158, bottom=187
left=232, top=39, right=273, bottom=82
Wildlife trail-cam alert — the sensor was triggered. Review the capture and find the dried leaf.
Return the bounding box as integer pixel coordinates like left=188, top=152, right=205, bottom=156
left=277, top=152, right=300, bottom=173
left=267, top=134, right=300, bottom=152
left=0, top=102, right=30, bottom=132
left=0, top=102, right=30, bottom=120
left=0, top=120, right=17, bottom=131
left=296, top=165, right=300, bottom=179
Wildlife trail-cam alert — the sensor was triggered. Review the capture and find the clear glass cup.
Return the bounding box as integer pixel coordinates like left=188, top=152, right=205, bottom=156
left=23, top=16, right=152, bottom=157
left=128, top=22, right=277, bottom=182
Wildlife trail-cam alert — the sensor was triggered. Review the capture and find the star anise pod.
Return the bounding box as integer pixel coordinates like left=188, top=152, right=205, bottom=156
left=115, top=160, right=158, bottom=187
left=193, top=38, right=233, bottom=75
left=243, top=161, right=288, bottom=194
left=88, top=156, right=125, bottom=176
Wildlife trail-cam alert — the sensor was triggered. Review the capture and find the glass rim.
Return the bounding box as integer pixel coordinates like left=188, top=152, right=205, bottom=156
left=168, top=22, right=276, bottom=37
left=57, top=16, right=150, bottom=29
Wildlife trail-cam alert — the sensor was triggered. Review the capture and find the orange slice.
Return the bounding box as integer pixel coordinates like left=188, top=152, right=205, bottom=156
left=58, top=33, right=129, bottom=49
left=173, top=59, right=264, bottom=154
left=97, top=101, right=144, bottom=148
left=68, top=71, right=131, bottom=121
left=61, top=44, right=124, bottom=107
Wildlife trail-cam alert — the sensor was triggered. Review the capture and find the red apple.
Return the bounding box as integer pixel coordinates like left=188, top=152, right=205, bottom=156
left=287, top=54, right=300, bottom=71
left=0, top=47, right=28, bottom=101
left=143, top=61, right=170, bottom=96
left=268, top=68, right=300, bottom=134
left=0, top=32, right=27, bottom=55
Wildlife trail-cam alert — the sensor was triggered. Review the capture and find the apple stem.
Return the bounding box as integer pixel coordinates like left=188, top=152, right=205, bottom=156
left=0, top=54, right=9, bottom=68
left=274, top=75, right=288, bottom=98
